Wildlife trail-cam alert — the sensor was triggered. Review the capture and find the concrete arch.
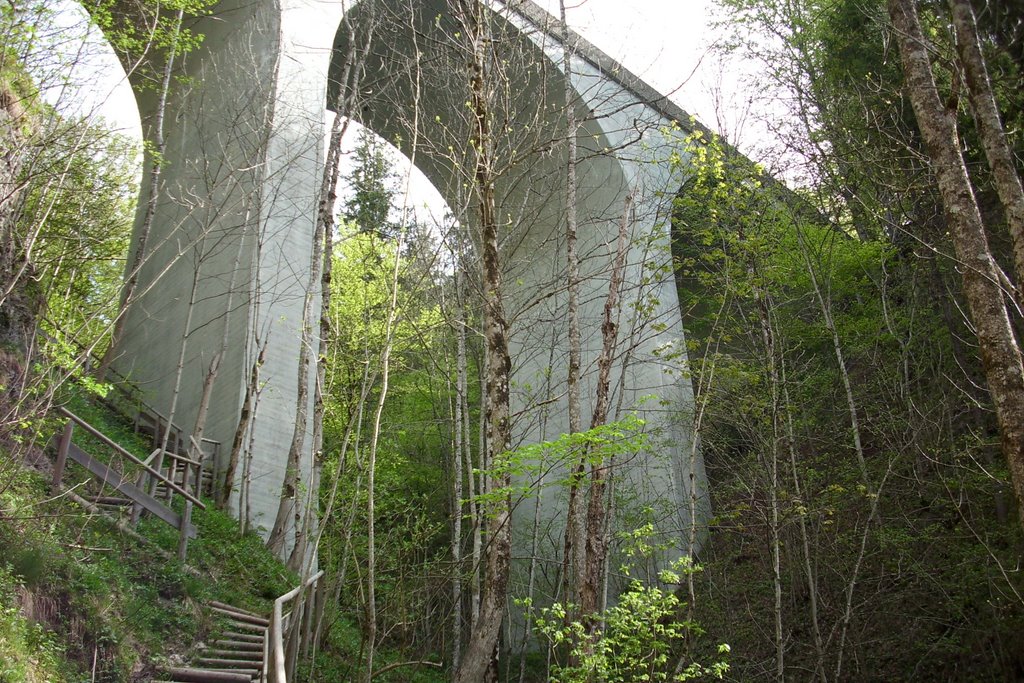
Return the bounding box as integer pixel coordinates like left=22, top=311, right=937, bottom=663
left=108, top=0, right=709, bottom=582
left=329, top=1, right=708, bottom=613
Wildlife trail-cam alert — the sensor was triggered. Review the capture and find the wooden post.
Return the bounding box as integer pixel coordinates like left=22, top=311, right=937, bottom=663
left=271, top=599, right=286, bottom=683
left=300, top=578, right=316, bottom=660
left=285, top=597, right=302, bottom=683
left=191, top=436, right=205, bottom=498
left=177, top=501, right=192, bottom=561
left=51, top=421, right=73, bottom=493
left=177, top=456, right=193, bottom=561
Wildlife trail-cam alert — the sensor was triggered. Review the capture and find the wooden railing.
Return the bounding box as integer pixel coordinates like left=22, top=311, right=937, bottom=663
left=263, top=570, right=325, bottom=683
left=51, top=406, right=207, bottom=560
left=40, top=318, right=221, bottom=492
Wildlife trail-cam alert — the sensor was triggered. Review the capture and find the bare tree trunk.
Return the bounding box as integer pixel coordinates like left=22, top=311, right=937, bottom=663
left=757, top=294, right=785, bottom=683
left=520, top=334, right=558, bottom=682
left=452, top=1, right=514, bottom=679
left=291, top=0, right=378, bottom=580
left=240, top=386, right=262, bottom=534
left=267, top=192, right=327, bottom=558
left=780, top=360, right=825, bottom=682
left=558, top=0, right=586, bottom=615
left=794, top=224, right=876, bottom=515
left=579, top=194, right=632, bottom=621
left=469, top=360, right=483, bottom=631
left=363, top=229, right=404, bottom=682
left=451, top=270, right=466, bottom=673
left=191, top=226, right=246, bottom=483
left=220, top=341, right=266, bottom=509
left=948, top=0, right=1024, bottom=295
left=149, top=250, right=203, bottom=500
left=888, top=0, right=1024, bottom=531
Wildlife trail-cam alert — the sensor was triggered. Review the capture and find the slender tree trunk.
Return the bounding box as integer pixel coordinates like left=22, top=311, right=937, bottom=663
left=191, top=226, right=246, bottom=487
left=888, top=0, right=1024, bottom=530
left=452, top=2, right=514, bottom=679
left=949, top=0, right=1024, bottom=296
left=267, top=190, right=327, bottom=558
left=757, top=294, right=785, bottom=683
left=780, top=361, right=825, bottom=682
left=150, top=250, right=203, bottom=499
left=580, top=194, right=632, bottom=621
left=364, top=230, right=404, bottom=682
left=469, top=357, right=483, bottom=631
left=558, top=0, right=586, bottom=614
left=220, top=341, right=265, bottom=509
left=520, top=333, right=558, bottom=682
left=794, top=224, right=876, bottom=513
left=451, top=270, right=466, bottom=673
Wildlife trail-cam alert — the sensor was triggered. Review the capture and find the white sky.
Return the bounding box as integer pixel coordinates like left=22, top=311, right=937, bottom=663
left=53, top=0, right=766, bottom=218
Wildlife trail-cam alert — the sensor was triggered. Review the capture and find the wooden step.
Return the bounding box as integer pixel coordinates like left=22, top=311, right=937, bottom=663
left=210, top=605, right=269, bottom=627
left=161, top=667, right=254, bottom=683
left=208, top=601, right=265, bottom=619
left=202, top=649, right=262, bottom=661
left=216, top=632, right=264, bottom=644
left=219, top=619, right=265, bottom=634
left=196, top=656, right=261, bottom=668
left=210, top=640, right=263, bottom=652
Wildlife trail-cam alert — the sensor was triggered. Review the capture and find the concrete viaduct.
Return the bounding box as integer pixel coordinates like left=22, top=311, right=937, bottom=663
left=109, top=0, right=711, bottom=601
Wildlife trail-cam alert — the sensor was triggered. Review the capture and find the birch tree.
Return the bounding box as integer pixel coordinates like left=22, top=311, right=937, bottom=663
left=887, top=0, right=1024, bottom=531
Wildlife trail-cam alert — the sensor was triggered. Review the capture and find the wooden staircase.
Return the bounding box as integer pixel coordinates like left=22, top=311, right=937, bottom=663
left=155, top=602, right=269, bottom=683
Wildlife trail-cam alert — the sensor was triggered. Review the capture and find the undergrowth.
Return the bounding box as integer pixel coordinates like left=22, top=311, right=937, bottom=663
left=0, top=381, right=297, bottom=681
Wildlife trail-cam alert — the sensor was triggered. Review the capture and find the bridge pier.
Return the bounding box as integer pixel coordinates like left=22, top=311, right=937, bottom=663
left=111, top=0, right=708, bottom=584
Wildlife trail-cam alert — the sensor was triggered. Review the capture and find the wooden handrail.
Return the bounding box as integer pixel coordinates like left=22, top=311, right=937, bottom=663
left=57, top=407, right=206, bottom=509
left=267, top=570, right=324, bottom=683
left=141, top=448, right=162, bottom=468
left=163, top=450, right=201, bottom=467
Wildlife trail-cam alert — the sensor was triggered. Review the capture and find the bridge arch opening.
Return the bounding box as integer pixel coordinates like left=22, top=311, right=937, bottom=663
left=101, top=0, right=705, bottom=610
left=326, top=0, right=703, bottom=637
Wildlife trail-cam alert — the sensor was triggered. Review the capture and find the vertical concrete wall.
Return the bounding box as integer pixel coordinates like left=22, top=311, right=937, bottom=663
left=331, top=0, right=710, bottom=630
left=114, top=0, right=343, bottom=555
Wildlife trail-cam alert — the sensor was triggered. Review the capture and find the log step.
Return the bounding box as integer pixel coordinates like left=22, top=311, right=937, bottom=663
left=210, top=605, right=269, bottom=627
left=209, top=601, right=266, bottom=619
left=218, top=619, right=265, bottom=633
left=210, top=640, right=263, bottom=652
left=87, top=496, right=133, bottom=505
left=196, top=656, right=261, bottom=668
left=161, top=667, right=254, bottom=683
left=202, top=650, right=262, bottom=661
left=216, top=632, right=264, bottom=643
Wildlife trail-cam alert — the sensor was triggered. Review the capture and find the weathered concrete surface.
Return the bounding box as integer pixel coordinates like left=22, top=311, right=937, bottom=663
left=333, top=1, right=711, bottom=614
left=112, top=0, right=343, bottom=549
left=111, top=0, right=710, bottom=576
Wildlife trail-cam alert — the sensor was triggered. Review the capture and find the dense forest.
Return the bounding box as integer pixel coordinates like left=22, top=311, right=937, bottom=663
left=1, top=0, right=1023, bottom=681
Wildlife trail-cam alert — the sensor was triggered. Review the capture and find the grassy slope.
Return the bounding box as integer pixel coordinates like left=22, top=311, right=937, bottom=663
left=0, top=384, right=296, bottom=682
left=0, top=384, right=446, bottom=683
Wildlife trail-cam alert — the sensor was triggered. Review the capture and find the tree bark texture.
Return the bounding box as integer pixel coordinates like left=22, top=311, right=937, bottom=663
left=580, top=194, right=631, bottom=621
left=452, top=1, right=513, bottom=680
left=948, top=0, right=1024, bottom=297
left=888, top=0, right=1024, bottom=529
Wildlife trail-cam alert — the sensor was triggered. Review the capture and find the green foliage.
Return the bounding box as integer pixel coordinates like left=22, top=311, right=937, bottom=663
left=0, top=385, right=303, bottom=679
left=528, top=553, right=729, bottom=683
left=0, top=564, right=69, bottom=683
left=474, top=414, right=648, bottom=509
left=0, top=462, right=202, bottom=680
left=671, top=78, right=1024, bottom=679
left=88, top=0, right=216, bottom=88
left=29, top=125, right=139, bottom=355
left=343, top=128, right=399, bottom=239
